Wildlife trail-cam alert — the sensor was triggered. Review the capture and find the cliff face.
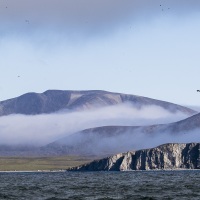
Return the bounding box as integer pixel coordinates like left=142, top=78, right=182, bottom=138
left=68, top=143, right=200, bottom=171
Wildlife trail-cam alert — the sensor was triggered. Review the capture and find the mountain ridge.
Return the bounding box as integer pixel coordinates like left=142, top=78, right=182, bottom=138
left=0, top=90, right=196, bottom=116
left=43, top=113, right=200, bottom=156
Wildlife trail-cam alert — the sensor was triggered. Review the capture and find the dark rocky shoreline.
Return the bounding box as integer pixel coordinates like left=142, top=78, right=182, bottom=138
left=68, top=143, right=200, bottom=171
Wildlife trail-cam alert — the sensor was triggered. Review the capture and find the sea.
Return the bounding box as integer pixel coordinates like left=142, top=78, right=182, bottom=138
left=0, top=170, right=200, bottom=200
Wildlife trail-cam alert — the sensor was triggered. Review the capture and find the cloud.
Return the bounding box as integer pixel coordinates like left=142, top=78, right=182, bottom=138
left=55, top=126, right=200, bottom=156
left=0, top=0, right=200, bottom=105
left=119, top=130, right=200, bottom=153
left=1, top=0, right=200, bottom=37
left=125, top=129, right=200, bottom=151
left=187, top=106, right=200, bottom=112
left=0, top=103, right=190, bottom=146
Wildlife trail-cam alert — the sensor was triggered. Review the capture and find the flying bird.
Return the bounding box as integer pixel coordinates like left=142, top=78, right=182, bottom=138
left=197, top=90, right=200, bottom=92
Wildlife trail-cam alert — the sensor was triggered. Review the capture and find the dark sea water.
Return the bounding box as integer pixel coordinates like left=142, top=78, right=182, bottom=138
left=0, top=170, right=200, bottom=200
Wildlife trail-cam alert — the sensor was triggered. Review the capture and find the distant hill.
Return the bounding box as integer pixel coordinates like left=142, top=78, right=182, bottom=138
left=0, top=90, right=196, bottom=116
left=42, top=113, right=200, bottom=156
left=68, top=143, right=200, bottom=171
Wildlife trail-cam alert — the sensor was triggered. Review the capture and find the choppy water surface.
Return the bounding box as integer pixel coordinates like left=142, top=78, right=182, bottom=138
left=0, top=170, right=200, bottom=200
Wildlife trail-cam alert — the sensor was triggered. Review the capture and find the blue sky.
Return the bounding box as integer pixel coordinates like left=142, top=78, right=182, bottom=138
left=0, top=0, right=200, bottom=106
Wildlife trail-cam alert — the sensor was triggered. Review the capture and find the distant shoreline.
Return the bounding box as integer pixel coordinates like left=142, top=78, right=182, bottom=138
left=0, top=170, right=66, bottom=173
left=1, top=169, right=200, bottom=173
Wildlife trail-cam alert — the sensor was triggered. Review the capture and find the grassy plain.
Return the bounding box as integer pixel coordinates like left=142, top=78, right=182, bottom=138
left=0, top=156, right=93, bottom=171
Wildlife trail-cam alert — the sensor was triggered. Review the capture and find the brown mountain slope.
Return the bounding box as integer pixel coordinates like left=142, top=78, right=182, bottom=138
left=0, top=90, right=196, bottom=116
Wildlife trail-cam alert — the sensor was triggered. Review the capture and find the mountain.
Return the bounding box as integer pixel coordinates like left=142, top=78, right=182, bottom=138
left=167, top=112, right=200, bottom=132
left=67, top=143, right=200, bottom=171
left=0, top=90, right=196, bottom=116
left=42, top=113, right=200, bottom=156
left=0, top=145, right=38, bottom=156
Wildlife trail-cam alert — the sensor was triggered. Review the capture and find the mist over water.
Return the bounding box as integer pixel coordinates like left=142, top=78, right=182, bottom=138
left=57, top=126, right=200, bottom=156
left=0, top=103, right=195, bottom=147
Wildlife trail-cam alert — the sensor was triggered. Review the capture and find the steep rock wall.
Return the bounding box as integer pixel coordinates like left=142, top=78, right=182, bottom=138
left=68, top=143, right=200, bottom=171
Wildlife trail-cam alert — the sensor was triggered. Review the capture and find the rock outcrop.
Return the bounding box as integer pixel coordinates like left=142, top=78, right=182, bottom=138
left=68, top=143, right=200, bottom=171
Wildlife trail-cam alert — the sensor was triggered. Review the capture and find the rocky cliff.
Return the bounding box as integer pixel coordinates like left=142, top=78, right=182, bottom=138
left=68, top=143, right=200, bottom=171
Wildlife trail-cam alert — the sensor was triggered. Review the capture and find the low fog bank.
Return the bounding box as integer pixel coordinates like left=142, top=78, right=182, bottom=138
left=125, top=129, right=200, bottom=151
left=103, top=131, right=200, bottom=155
left=0, top=103, right=190, bottom=146
left=49, top=129, right=200, bottom=156
left=187, top=106, right=200, bottom=112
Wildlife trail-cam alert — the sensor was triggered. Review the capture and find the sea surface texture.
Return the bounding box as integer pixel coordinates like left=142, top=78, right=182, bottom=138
left=0, top=171, right=200, bottom=200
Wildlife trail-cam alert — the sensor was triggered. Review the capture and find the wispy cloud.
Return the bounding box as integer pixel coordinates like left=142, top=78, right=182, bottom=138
left=0, top=104, right=190, bottom=146
left=1, top=0, right=200, bottom=37
left=97, top=130, right=200, bottom=155
left=53, top=125, right=200, bottom=155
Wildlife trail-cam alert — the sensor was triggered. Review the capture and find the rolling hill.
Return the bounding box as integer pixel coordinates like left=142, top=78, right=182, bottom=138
left=43, top=113, right=200, bottom=156
left=0, top=90, right=198, bottom=157
left=0, top=90, right=196, bottom=116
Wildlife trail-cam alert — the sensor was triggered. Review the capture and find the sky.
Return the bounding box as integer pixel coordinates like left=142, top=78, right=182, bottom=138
left=0, top=0, right=200, bottom=106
